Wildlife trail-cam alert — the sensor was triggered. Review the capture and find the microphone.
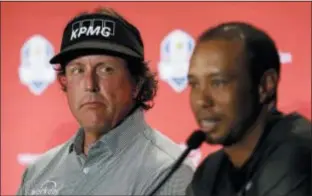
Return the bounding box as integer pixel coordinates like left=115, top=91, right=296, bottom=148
left=148, top=130, right=206, bottom=196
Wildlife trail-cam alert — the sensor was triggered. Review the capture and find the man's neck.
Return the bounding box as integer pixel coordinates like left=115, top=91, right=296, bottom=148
left=224, top=110, right=267, bottom=168
left=82, top=128, right=107, bottom=155
left=82, top=105, right=137, bottom=155
left=84, top=130, right=103, bottom=146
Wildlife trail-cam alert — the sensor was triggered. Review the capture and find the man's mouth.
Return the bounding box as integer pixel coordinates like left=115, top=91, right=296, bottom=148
left=81, top=102, right=104, bottom=108
left=199, top=119, right=220, bottom=133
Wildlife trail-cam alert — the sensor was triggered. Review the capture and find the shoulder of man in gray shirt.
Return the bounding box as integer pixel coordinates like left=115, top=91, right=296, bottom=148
left=17, top=109, right=195, bottom=195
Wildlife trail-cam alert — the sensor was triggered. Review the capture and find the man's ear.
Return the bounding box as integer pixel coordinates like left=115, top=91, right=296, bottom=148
left=57, top=75, right=67, bottom=91
left=258, top=68, right=278, bottom=104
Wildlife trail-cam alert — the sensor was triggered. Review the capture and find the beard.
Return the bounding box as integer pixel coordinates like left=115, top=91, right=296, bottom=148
left=205, top=91, right=263, bottom=147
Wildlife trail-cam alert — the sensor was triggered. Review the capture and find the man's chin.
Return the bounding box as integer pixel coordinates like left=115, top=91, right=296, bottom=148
left=205, top=138, right=224, bottom=146
left=204, top=134, right=225, bottom=146
left=204, top=133, right=234, bottom=146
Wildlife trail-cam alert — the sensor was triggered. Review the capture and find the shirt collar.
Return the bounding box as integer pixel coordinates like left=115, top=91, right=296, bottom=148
left=69, top=108, right=147, bottom=155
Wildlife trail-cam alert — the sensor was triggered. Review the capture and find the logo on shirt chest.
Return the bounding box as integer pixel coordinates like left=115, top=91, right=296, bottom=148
left=29, top=180, right=59, bottom=195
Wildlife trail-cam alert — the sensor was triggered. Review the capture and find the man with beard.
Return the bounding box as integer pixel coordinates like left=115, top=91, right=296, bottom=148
left=186, top=22, right=311, bottom=196
left=17, top=7, right=194, bottom=195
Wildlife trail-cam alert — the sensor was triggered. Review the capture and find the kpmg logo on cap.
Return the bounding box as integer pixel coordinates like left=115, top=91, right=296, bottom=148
left=18, top=35, right=56, bottom=95
left=70, top=19, right=115, bottom=41
left=158, top=29, right=195, bottom=93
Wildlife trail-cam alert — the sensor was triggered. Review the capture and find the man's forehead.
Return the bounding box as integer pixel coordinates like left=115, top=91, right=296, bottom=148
left=194, top=39, right=244, bottom=54
left=192, top=40, right=245, bottom=64
left=189, top=40, right=247, bottom=74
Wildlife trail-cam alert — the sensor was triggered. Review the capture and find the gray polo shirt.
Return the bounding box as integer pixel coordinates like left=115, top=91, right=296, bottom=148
left=17, top=109, right=195, bottom=195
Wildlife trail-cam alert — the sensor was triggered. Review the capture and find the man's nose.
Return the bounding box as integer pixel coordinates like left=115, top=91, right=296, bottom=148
left=84, top=70, right=99, bottom=92
left=195, top=86, right=214, bottom=108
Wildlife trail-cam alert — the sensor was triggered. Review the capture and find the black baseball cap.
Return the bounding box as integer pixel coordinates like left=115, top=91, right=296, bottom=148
left=50, top=13, right=144, bottom=64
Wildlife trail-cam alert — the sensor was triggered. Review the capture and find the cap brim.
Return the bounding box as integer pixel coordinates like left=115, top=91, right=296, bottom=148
left=50, top=40, right=142, bottom=64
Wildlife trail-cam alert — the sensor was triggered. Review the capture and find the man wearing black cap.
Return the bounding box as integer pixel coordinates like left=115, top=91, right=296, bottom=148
left=186, top=22, right=311, bottom=196
left=17, top=8, right=194, bottom=195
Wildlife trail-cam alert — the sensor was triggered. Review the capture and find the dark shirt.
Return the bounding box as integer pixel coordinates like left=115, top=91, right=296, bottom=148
left=186, top=112, right=312, bottom=196
left=213, top=116, right=276, bottom=195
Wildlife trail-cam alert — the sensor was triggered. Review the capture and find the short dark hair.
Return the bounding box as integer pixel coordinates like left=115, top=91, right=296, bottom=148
left=54, top=7, right=158, bottom=110
left=198, top=22, right=281, bottom=89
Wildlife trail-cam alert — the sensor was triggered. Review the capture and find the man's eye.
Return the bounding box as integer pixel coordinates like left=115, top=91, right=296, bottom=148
left=211, top=79, right=228, bottom=88
left=70, top=66, right=83, bottom=75
left=188, top=80, right=199, bottom=88
left=98, top=66, right=114, bottom=74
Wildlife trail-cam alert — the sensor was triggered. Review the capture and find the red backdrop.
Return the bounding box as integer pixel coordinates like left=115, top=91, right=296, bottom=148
left=1, top=2, right=311, bottom=195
